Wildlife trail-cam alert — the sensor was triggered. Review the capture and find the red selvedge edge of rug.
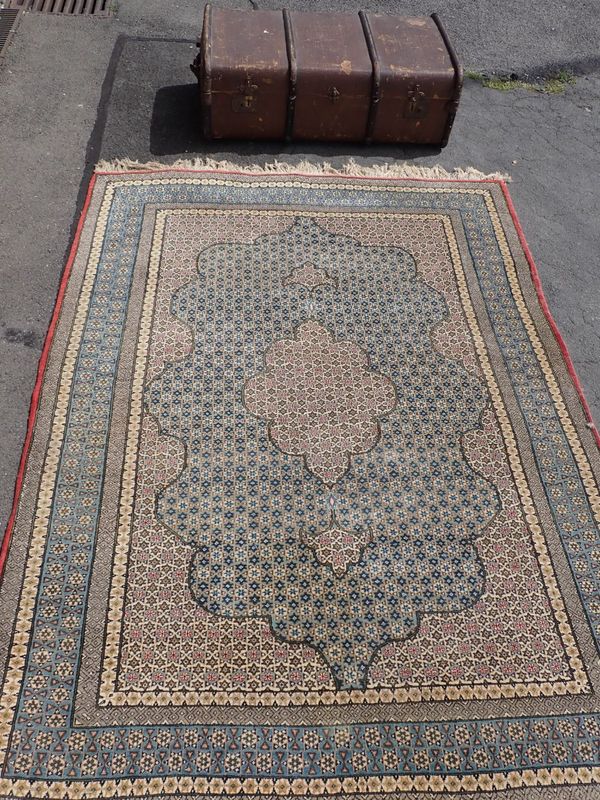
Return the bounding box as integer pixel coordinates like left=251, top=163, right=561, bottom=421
left=0, top=174, right=97, bottom=579
left=1, top=168, right=598, bottom=582
left=498, top=180, right=600, bottom=450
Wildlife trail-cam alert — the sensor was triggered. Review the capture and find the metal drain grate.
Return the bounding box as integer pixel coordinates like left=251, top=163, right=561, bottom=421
left=6, top=0, right=110, bottom=15
left=0, top=9, right=20, bottom=56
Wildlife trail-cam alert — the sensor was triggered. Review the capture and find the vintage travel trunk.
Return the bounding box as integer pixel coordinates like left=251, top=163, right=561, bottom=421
left=192, top=4, right=462, bottom=146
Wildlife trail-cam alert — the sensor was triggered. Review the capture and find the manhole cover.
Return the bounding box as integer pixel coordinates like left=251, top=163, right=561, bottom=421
left=6, top=0, right=110, bottom=14
left=0, top=9, right=20, bottom=57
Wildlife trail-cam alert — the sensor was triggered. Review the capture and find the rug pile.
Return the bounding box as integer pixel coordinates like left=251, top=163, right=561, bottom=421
left=0, top=165, right=598, bottom=799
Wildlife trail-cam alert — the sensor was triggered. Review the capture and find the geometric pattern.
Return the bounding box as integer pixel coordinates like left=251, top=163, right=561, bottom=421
left=301, top=506, right=373, bottom=577
left=282, top=261, right=338, bottom=292
left=0, top=170, right=598, bottom=799
left=147, top=218, right=496, bottom=689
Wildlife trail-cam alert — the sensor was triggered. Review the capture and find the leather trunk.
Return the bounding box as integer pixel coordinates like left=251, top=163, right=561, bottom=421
left=192, top=4, right=462, bottom=146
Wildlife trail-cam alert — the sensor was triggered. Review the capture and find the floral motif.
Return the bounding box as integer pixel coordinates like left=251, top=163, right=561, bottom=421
left=243, top=319, right=397, bottom=486
left=302, top=511, right=372, bottom=577
left=283, top=262, right=338, bottom=292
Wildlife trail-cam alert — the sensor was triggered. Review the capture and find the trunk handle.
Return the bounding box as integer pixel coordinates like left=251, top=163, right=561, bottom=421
left=282, top=9, right=297, bottom=143
left=359, top=10, right=381, bottom=145
left=431, top=13, right=463, bottom=148
left=198, top=2, right=213, bottom=139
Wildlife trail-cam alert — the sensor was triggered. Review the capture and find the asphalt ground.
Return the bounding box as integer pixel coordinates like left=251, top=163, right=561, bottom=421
left=0, top=0, right=598, bottom=529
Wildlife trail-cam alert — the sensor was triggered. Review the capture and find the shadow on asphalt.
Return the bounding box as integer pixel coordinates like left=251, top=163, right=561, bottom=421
left=150, top=84, right=200, bottom=156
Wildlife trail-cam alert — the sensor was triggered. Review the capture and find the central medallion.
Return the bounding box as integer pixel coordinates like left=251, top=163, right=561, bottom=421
left=243, top=319, right=397, bottom=486
left=243, top=317, right=396, bottom=575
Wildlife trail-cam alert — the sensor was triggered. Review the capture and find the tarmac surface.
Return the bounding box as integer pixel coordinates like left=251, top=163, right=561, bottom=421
left=0, top=0, right=599, bottom=529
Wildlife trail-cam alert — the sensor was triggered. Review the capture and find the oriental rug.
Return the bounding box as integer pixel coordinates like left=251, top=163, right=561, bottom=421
left=1, top=165, right=599, bottom=799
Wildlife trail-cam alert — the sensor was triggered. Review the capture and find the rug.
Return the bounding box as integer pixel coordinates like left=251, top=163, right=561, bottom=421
left=0, top=163, right=599, bottom=799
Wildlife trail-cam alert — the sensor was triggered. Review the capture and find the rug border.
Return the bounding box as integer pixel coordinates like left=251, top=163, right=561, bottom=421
left=498, top=180, right=600, bottom=449
left=0, top=173, right=98, bottom=580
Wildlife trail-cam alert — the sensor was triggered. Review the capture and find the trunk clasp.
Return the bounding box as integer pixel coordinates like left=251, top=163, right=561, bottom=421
left=406, top=83, right=428, bottom=118
left=232, top=76, right=259, bottom=112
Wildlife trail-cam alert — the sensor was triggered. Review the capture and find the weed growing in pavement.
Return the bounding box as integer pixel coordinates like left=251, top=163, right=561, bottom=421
left=465, top=69, right=575, bottom=94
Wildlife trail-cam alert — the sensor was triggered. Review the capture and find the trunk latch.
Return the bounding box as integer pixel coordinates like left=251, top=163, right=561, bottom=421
left=328, top=86, right=341, bottom=103
left=405, top=83, right=428, bottom=118
left=232, top=76, right=259, bottom=112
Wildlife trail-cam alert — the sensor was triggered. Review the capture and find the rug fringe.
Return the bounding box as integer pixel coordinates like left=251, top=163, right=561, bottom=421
left=95, top=157, right=510, bottom=182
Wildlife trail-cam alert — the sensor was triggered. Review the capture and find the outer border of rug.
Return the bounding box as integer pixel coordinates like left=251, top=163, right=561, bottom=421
left=0, top=172, right=97, bottom=580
